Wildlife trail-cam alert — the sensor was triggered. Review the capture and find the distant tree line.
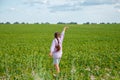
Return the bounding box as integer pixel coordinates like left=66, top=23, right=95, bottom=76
left=83, top=22, right=119, bottom=24
left=0, top=22, right=50, bottom=24
left=0, top=22, right=120, bottom=24
left=57, top=22, right=77, bottom=24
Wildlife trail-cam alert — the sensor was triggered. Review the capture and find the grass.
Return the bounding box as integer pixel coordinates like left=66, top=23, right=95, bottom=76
left=0, top=24, right=120, bottom=80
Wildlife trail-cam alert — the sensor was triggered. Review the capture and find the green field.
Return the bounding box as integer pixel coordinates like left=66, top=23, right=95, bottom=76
left=0, top=24, right=120, bottom=80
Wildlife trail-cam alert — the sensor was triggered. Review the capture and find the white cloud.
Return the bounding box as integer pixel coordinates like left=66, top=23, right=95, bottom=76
left=23, top=0, right=49, bottom=6
left=42, top=0, right=49, bottom=4
left=114, top=3, right=120, bottom=13
left=118, top=9, right=120, bottom=12
left=114, top=3, right=120, bottom=8
left=47, top=0, right=120, bottom=12
left=10, top=7, right=16, bottom=11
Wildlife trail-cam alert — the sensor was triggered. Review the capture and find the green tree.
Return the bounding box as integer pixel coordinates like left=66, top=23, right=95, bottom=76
left=5, top=22, right=11, bottom=24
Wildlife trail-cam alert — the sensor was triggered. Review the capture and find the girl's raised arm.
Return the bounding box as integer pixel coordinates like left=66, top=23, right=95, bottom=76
left=61, top=27, right=69, bottom=42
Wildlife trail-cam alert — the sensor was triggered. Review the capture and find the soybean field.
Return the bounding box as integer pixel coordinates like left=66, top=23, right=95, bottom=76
left=0, top=24, right=120, bottom=80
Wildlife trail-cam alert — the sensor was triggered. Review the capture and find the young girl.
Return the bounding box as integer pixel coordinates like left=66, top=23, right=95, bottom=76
left=49, top=27, right=68, bottom=75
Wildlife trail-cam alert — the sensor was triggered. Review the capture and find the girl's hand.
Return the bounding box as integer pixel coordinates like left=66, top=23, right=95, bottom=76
left=64, top=26, right=69, bottom=31
left=49, top=52, right=53, bottom=57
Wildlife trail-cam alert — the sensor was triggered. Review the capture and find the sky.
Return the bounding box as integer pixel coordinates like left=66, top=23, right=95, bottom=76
left=0, top=0, right=120, bottom=24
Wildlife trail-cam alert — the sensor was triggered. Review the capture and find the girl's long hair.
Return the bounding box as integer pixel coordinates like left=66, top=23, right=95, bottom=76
left=54, top=32, right=61, bottom=52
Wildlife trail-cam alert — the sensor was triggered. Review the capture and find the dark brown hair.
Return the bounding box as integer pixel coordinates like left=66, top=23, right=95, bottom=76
left=54, top=32, right=61, bottom=52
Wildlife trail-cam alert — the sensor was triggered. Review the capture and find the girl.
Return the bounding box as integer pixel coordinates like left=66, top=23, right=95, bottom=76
left=49, top=27, right=68, bottom=75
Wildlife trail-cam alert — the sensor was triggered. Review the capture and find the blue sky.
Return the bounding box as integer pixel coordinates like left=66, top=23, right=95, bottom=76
left=0, top=0, right=120, bottom=24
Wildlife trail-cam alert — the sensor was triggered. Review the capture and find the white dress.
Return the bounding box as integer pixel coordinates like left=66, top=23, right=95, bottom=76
left=50, top=31, right=65, bottom=59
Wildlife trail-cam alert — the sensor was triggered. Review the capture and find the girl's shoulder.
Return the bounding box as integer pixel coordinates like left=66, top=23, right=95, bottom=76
left=53, top=38, right=61, bottom=43
left=53, top=39, right=57, bottom=43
